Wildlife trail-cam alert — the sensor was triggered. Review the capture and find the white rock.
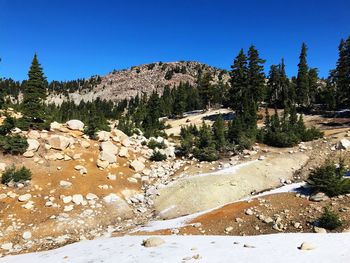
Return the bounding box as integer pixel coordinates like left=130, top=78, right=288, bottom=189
left=86, top=193, right=98, bottom=200
left=118, top=146, right=129, bottom=157
left=121, top=138, right=131, bottom=147
left=299, top=242, right=316, bottom=250
left=96, top=131, right=110, bottom=141
left=18, top=194, right=32, bottom=202
left=130, top=160, right=145, bottom=172
left=22, top=231, right=32, bottom=240
left=27, top=130, right=41, bottom=139
left=0, top=162, right=7, bottom=171
left=111, top=129, right=128, bottom=141
left=142, top=237, right=165, bottom=247
left=27, top=139, right=40, bottom=152
left=64, top=205, right=74, bottom=212
left=97, top=159, right=109, bottom=169
left=1, top=242, right=13, bottom=251
left=107, top=173, right=117, bottom=180
left=23, top=151, right=35, bottom=158
left=66, top=120, right=84, bottom=131
left=99, top=151, right=117, bottom=164
left=72, top=194, right=84, bottom=205
left=46, top=135, right=71, bottom=150
left=50, top=121, right=62, bottom=130
left=337, top=139, right=350, bottom=150
left=81, top=141, right=90, bottom=148
left=61, top=195, right=72, bottom=204
left=59, top=180, right=72, bottom=188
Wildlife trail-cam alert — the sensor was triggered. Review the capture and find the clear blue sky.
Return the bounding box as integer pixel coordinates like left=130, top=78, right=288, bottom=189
left=1, top=0, right=349, bottom=81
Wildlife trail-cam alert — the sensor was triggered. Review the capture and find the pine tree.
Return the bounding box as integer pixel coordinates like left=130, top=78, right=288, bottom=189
left=333, top=37, right=350, bottom=108
left=247, top=45, right=266, bottom=105
left=308, top=68, right=319, bottom=106
left=296, top=43, right=309, bottom=106
left=212, top=115, right=226, bottom=150
left=22, top=54, right=47, bottom=120
left=229, top=49, right=248, bottom=111
left=197, top=72, right=214, bottom=109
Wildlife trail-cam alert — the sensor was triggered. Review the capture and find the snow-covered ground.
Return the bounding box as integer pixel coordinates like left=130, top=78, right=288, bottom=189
left=1, top=233, right=349, bottom=263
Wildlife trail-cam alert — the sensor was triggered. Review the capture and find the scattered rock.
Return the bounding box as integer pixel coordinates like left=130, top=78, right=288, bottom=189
left=130, top=160, right=145, bottom=172
left=47, top=135, right=71, bottom=150
left=1, top=243, right=13, bottom=251
left=59, top=180, right=72, bottom=188
left=142, top=237, right=165, bottom=247
left=22, top=231, right=32, bottom=240
left=18, top=194, right=31, bottom=202
left=337, top=139, right=350, bottom=150
left=299, top=242, right=316, bottom=250
left=313, top=226, right=327, bottom=233
left=27, top=139, right=40, bottom=152
left=310, top=192, right=329, bottom=202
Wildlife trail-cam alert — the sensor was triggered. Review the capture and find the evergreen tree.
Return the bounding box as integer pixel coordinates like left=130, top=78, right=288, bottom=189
left=308, top=68, right=319, bottom=105
left=212, top=115, right=226, bottom=149
left=247, top=45, right=266, bottom=105
left=333, top=37, right=350, bottom=108
left=197, top=72, right=214, bottom=109
left=229, top=49, right=248, bottom=111
left=296, top=43, right=309, bottom=106
left=22, top=54, right=47, bottom=120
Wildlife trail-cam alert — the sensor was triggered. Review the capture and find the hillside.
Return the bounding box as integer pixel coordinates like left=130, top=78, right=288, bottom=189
left=46, top=61, right=229, bottom=105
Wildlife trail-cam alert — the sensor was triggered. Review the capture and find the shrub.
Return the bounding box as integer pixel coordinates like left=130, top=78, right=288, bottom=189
left=317, top=207, right=343, bottom=230
left=193, top=146, right=219, bottom=162
left=1, top=165, right=32, bottom=185
left=150, top=150, right=167, bottom=161
left=308, top=159, right=350, bottom=197
left=0, top=135, right=28, bottom=155
left=300, top=127, right=324, bottom=142
left=147, top=139, right=166, bottom=150
left=264, top=131, right=300, bottom=147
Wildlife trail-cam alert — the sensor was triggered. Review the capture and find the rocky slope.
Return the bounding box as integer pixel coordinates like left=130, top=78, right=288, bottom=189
left=46, top=61, right=229, bottom=105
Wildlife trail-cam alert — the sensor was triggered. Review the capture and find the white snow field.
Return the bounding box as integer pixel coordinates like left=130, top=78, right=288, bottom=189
left=1, top=233, right=349, bottom=263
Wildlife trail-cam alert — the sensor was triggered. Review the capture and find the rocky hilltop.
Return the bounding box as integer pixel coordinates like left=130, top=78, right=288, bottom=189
left=46, top=61, right=229, bottom=105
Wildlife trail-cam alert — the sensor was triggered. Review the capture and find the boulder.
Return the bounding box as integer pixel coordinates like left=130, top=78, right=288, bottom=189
left=313, top=226, right=327, bottom=233
left=1, top=242, right=13, bottom=251
left=0, top=162, right=7, bottom=172
left=27, top=130, right=40, bottom=139
left=97, top=159, right=109, bottom=169
left=23, top=151, right=35, bottom=158
left=310, top=192, right=329, bottom=202
left=337, top=139, right=350, bottom=150
left=112, top=129, right=128, bottom=141
left=27, top=139, right=40, bottom=152
left=118, top=146, right=129, bottom=157
left=81, top=140, right=90, bottom=148
left=142, top=237, right=165, bottom=247
left=66, top=120, right=84, bottom=131
left=86, top=193, right=98, bottom=200
left=164, top=146, right=175, bottom=157
left=22, top=231, right=32, bottom=240
left=299, top=242, right=316, bottom=250
left=96, top=131, right=110, bottom=141
left=130, top=160, right=145, bottom=172
left=46, top=135, right=71, bottom=150
left=121, top=138, right=131, bottom=147
left=62, top=195, right=72, bottom=204
left=59, top=180, right=72, bottom=188
left=99, top=151, right=117, bottom=164
left=72, top=194, right=84, bottom=205
left=18, top=194, right=31, bottom=202
left=50, top=121, right=62, bottom=131
left=100, top=141, right=118, bottom=155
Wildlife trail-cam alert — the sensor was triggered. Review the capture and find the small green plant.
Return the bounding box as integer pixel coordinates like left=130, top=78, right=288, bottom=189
left=308, top=159, right=350, bottom=197
left=147, top=139, right=166, bottom=150
left=0, top=135, right=28, bottom=155
left=150, top=150, right=167, bottom=161
left=317, top=207, right=343, bottom=230
left=1, top=165, right=32, bottom=185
